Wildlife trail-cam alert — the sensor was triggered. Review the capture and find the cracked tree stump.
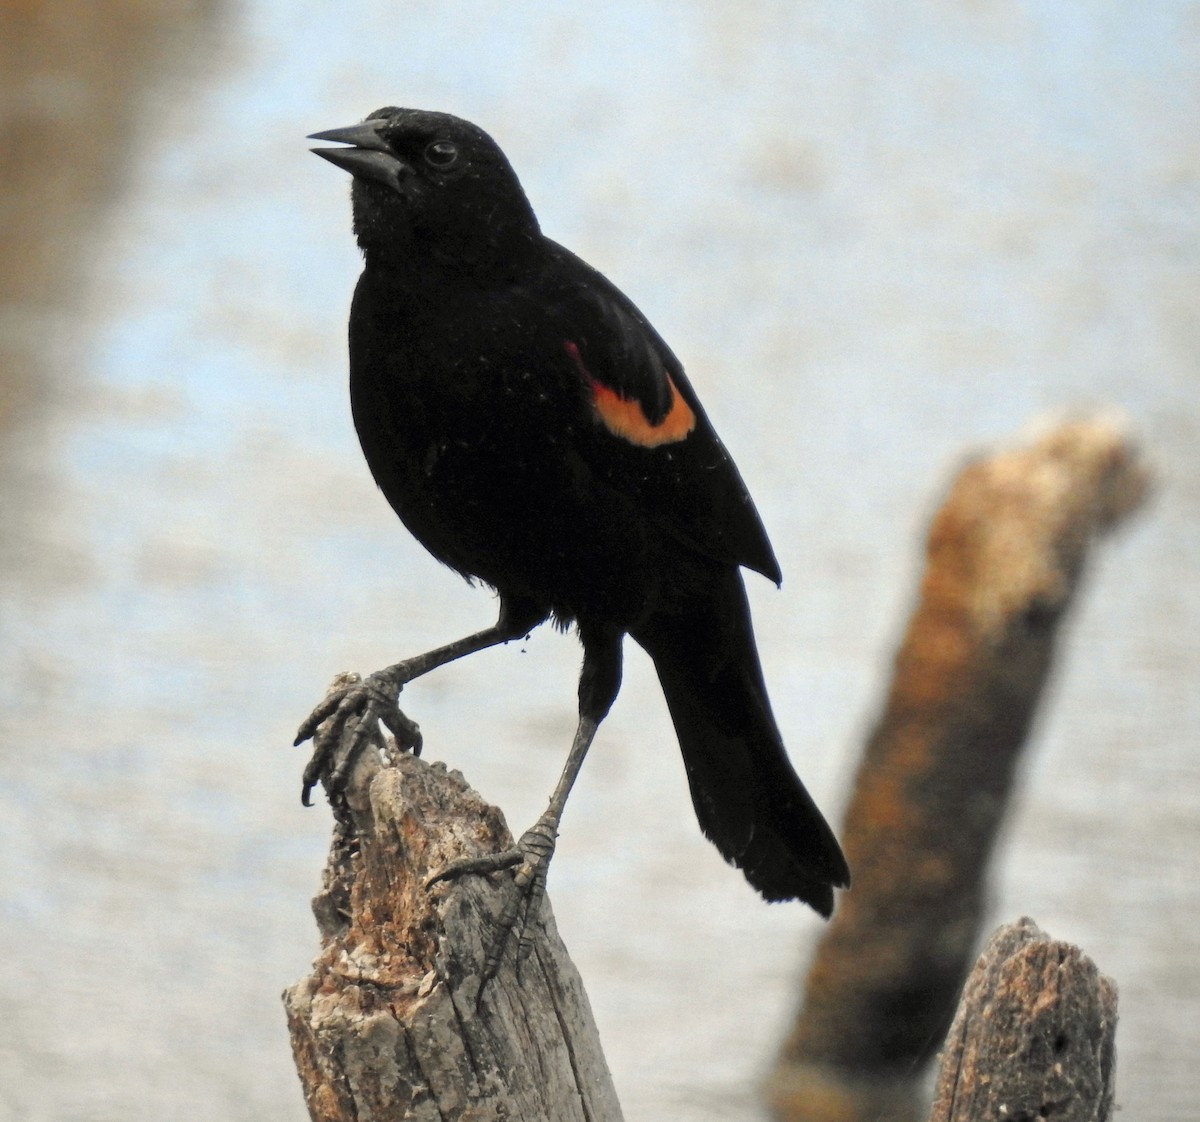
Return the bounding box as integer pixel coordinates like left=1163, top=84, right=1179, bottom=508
left=283, top=748, right=624, bottom=1122
left=929, top=918, right=1117, bottom=1122
left=767, top=416, right=1147, bottom=1122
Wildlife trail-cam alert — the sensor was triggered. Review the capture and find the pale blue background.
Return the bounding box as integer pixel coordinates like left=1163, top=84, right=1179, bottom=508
left=2, top=2, right=1196, bottom=1119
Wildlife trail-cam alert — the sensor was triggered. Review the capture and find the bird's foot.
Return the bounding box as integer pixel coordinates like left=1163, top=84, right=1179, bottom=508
left=295, top=665, right=423, bottom=805
left=427, top=812, right=559, bottom=994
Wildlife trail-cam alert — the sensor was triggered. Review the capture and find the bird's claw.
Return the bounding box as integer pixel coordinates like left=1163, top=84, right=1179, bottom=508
left=426, top=813, right=559, bottom=995
left=296, top=669, right=423, bottom=805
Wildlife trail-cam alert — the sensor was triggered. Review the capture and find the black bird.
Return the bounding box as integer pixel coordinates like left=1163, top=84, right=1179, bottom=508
left=298, top=108, right=849, bottom=971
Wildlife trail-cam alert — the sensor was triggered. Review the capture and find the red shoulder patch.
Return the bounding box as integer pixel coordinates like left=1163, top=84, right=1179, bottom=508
left=565, top=341, right=696, bottom=448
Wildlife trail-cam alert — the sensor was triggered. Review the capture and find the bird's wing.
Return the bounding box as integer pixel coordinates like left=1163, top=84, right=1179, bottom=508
left=540, top=241, right=782, bottom=584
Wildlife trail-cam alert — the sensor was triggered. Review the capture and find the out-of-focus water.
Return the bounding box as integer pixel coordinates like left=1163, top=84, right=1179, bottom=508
left=1, top=3, right=1197, bottom=1120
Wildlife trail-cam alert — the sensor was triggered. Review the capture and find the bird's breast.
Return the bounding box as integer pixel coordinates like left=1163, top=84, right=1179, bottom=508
left=343, top=269, right=685, bottom=626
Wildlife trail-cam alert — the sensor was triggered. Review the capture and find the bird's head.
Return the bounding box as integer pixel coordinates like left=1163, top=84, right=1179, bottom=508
left=309, top=107, right=541, bottom=277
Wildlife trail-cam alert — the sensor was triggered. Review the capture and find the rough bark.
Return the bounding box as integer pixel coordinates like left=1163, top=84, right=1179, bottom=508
left=767, top=417, right=1147, bottom=1122
left=928, top=918, right=1117, bottom=1122
left=284, top=745, right=624, bottom=1122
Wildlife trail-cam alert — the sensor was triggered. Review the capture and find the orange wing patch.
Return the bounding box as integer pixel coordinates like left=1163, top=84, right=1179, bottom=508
left=590, top=378, right=696, bottom=446
left=565, top=341, right=696, bottom=448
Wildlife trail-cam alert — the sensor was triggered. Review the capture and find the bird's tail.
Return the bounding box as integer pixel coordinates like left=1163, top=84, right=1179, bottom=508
left=632, top=570, right=850, bottom=915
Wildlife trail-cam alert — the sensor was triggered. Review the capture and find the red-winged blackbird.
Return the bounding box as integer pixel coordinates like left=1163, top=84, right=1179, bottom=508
left=298, top=108, right=849, bottom=969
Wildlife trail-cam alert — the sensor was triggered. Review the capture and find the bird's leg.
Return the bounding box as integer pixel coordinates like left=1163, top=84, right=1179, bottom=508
left=428, top=714, right=600, bottom=985
left=296, top=600, right=544, bottom=804
left=427, top=626, right=623, bottom=994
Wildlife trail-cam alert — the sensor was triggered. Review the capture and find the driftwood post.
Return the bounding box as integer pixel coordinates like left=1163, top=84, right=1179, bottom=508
left=768, top=417, right=1147, bottom=1122
left=284, top=741, right=624, bottom=1122
left=929, top=918, right=1117, bottom=1122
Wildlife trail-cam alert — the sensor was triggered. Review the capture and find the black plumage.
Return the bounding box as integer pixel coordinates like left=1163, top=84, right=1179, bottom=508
left=298, top=108, right=848, bottom=961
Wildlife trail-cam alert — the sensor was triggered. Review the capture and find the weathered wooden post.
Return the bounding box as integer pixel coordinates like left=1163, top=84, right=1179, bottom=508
left=284, top=739, right=624, bottom=1122
left=768, top=417, right=1146, bottom=1122
left=929, top=918, right=1117, bottom=1122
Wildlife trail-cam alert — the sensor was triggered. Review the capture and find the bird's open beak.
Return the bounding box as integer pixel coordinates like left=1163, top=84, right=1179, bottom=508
left=309, top=119, right=410, bottom=193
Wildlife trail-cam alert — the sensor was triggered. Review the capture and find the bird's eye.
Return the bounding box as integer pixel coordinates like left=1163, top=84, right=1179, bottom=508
left=424, top=140, right=460, bottom=169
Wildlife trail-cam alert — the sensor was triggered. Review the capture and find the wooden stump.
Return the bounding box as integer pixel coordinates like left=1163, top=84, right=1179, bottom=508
left=929, top=918, right=1117, bottom=1122
left=768, top=417, right=1146, bottom=1122
left=283, top=749, right=624, bottom=1122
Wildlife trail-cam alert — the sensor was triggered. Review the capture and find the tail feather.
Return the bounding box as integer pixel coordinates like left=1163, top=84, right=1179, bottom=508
left=632, top=570, right=850, bottom=915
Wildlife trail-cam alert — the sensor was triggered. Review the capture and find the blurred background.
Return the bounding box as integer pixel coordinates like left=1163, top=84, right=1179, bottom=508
left=1, top=2, right=1196, bottom=1119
